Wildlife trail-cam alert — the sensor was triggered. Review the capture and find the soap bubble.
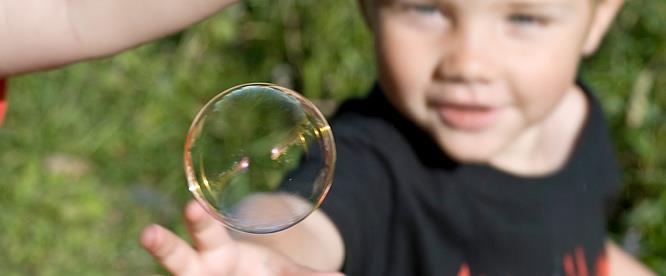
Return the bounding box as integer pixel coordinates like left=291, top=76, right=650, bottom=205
left=184, top=83, right=336, bottom=234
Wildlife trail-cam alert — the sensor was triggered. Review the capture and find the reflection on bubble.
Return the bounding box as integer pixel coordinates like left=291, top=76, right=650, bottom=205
left=184, top=83, right=335, bottom=234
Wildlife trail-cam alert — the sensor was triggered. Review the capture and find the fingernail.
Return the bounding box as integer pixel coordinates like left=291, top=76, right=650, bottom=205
left=140, top=224, right=159, bottom=249
left=185, top=201, right=204, bottom=222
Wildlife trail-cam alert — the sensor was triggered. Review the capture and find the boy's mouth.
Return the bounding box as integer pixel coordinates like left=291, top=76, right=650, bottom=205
left=436, top=103, right=500, bottom=131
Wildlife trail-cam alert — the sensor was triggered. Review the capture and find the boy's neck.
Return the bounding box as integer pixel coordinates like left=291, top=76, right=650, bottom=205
left=489, top=84, right=589, bottom=177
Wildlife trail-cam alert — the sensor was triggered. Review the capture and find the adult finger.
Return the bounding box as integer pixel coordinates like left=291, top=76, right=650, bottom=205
left=185, top=200, right=234, bottom=252
left=140, top=224, right=203, bottom=276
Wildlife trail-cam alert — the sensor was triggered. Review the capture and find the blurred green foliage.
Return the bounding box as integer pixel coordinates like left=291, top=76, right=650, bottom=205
left=0, top=0, right=663, bottom=274
left=583, top=0, right=666, bottom=272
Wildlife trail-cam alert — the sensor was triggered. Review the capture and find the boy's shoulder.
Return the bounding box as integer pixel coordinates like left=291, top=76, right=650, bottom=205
left=328, top=85, right=403, bottom=149
left=330, top=84, right=454, bottom=166
left=569, top=80, right=622, bottom=178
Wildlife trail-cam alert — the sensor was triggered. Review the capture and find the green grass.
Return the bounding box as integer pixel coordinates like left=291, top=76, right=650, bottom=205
left=0, top=0, right=664, bottom=274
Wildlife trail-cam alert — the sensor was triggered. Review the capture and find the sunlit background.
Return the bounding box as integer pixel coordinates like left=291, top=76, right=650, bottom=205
left=0, top=0, right=664, bottom=274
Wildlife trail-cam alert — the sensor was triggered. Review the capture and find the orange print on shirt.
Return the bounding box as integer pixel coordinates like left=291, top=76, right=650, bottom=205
left=564, top=246, right=609, bottom=276
left=458, top=247, right=608, bottom=276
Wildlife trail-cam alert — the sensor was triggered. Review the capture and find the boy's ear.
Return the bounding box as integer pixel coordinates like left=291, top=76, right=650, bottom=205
left=582, top=0, right=624, bottom=56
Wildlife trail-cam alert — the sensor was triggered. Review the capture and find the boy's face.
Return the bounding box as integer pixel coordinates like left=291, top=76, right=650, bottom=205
left=369, top=0, right=621, bottom=163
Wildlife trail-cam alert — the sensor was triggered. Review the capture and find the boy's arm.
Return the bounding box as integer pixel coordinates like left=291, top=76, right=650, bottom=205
left=0, top=0, right=237, bottom=76
left=606, top=241, right=655, bottom=276
left=233, top=208, right=346, bottom=271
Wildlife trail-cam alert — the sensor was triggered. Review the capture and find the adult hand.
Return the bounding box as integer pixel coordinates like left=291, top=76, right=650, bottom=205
left=140, top=200, right=343, bottom=276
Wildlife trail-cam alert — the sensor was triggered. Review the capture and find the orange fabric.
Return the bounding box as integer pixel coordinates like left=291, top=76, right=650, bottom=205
left=596, top=252, right=609, bottom=276
left=575, top=247, right=590, bottom=276
left=0, top=78, right=7, bottom=125
left=563, top=247, right=608, bottom=276
left=564, top=253, right=576, bottom=276
left=457, top=263, right=470, bottom=276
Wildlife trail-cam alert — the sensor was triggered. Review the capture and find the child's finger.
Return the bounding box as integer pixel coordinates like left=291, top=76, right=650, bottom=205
left=140, top=224, right=203, bottom=276
left=185, top=200, right=234, bottom=252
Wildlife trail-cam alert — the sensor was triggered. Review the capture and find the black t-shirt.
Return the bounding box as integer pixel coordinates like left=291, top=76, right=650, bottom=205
left=320, top=83, right=621, bottom=276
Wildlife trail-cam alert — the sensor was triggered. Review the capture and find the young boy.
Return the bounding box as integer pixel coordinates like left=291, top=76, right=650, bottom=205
left=140, top=0, right=656, bottom=275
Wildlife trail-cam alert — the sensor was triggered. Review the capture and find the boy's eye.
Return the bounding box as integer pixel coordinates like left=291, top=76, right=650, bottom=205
left=508, top=14, right=546, bottom=26
left=388, top=1, right=450, bottom=30
left=394, top=1, right=440, bottom=16
left=408, top=4, right=438, bottom=15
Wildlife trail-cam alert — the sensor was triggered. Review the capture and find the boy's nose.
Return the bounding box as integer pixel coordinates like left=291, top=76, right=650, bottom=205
left=435, top=26, right=494, bottom=85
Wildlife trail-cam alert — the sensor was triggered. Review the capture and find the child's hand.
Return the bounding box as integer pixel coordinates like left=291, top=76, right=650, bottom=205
left=140, top=200, right=343, bottom=276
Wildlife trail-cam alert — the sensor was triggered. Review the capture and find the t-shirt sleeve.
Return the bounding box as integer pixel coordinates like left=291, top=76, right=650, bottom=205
left=319, top=120, right=394, bottom=274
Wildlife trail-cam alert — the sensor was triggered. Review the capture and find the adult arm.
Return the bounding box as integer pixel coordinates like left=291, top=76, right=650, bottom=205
left=606, top=241, right=655, bottom=276
left=0, top=0, right=237, bottom=76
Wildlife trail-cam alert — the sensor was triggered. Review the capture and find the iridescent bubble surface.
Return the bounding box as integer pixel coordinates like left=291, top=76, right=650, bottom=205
left=184, top=83, right=335, bottom=234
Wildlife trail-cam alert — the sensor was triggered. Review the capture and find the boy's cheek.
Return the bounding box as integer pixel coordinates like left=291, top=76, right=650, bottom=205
left=377, top=19, right=441, bottom=65
left=377, top=42, right=433, bottom=102
left=506, top=50, right=581, bottom=118
left=379, top=32, right=444, bottom=81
